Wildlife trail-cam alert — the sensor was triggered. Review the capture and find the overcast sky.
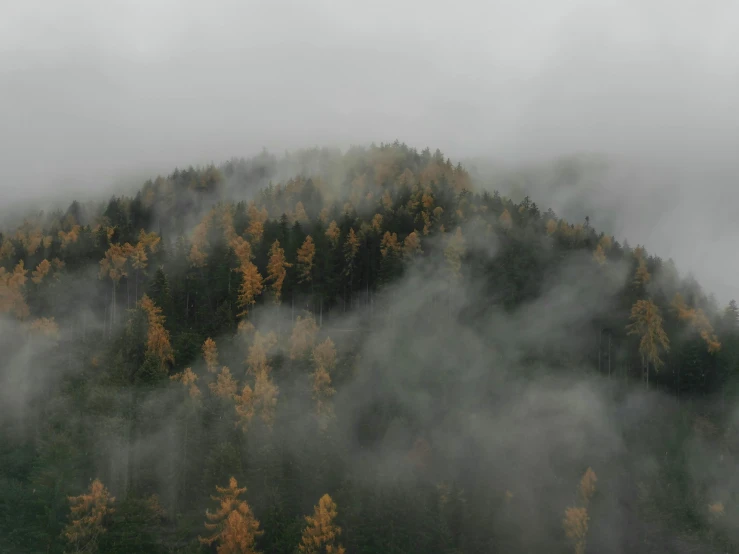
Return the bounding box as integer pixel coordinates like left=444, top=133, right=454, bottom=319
left=2, top=0, right=739, bottom=302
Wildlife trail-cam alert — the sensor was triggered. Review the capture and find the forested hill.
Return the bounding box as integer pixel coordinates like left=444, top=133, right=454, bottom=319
left=1, top=142, right=738, bottom=553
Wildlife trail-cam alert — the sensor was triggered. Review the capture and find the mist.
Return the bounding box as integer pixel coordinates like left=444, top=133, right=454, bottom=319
left=2, top=1, right=739, bottom=552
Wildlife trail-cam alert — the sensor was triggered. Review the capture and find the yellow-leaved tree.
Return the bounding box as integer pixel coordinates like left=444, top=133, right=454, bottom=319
left=626, top=299, right=669, bottom=389
left=236, top=331, right=279, bottom=431
left=311, top=338, right=337, bottom=426
left=200, top=477, right=263, bottom=554
left=297, top=236, right=316, bottom=285
left=290, top=314, right=319, bottom=361
left=671, top=293, right=721, bottom=353
left=203, top=337, right=220, bottom=373
left=0, top=260, right=30, bottom=319
left=266, top=240, right=291, bottom=304
left=563, top=468, right=597, bottom=554
left=299, top=494, right=346, bottom=554
left=63, top=478, right=116, bottom=553
left=237, top=261, right=264, bottom=318
left=140, top=294, right=175, bottom=376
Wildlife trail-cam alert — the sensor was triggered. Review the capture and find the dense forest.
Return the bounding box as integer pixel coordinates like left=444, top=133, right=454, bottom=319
left=1, top=142, right=739, bottom=553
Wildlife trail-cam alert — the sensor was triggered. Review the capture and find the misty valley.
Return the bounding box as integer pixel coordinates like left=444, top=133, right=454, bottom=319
left=2, top=143, right=738, bottom=554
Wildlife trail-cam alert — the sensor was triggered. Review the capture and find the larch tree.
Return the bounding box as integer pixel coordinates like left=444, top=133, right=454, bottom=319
left=563, top=468, right=597, bottom=554
left=200, top=477, right=263, bottom=554
left=140, top=294, right=175, bottom=376
left=266, top=239, right=291, bottom=304
left=626, top=299, right=670, bottom=388
left=499, top=208, right=513, bottom=230
left=289, top=314, right=319, bottom=361
left=210, top=366, right=239, bottom=401
left=592, top=244, right=607, bottom=266
left=237, top=261, right=264, bottom=317
left=403, top=231, right=422, bottom=259
left=170, top=367, right=202, bottom=405
left=0, top=260, right=30, bottom=319
left=246, top=202, right=268, bottom=244
left=671, top=293, right=721, bottom=353
left=31, top=259, right=51, bottom=285
left=63, top=478, right=116, bottom=554
left=311, top=337, right=337, bottom=424
left=295, top=201, right=309, bottom=224
left=298, top=494, right=346, bottom=554
left=203, top=337, right=220, bottom=373
left=188, top=210, right=214, bottom=268
left=325, top=221, right=340, bottom=247
left=99, top=243, right=133, bottom=329
left=444, top=227, right=466, bottom=281
left=240, top=331, right=279, bottom=429
left=297, top=235, right=316, bottom=285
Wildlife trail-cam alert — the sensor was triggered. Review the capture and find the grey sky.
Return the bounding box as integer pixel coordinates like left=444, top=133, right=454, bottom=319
left=2, top=0, right=739, bottom=302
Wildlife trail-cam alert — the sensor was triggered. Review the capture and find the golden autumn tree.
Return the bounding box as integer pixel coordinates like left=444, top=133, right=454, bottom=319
left=200, top=477, right=263, bottom=554
left=627, top=299, right=669, bottom=388
left=290, top=314, right=319, bottom=360
left=237, top=331, right=279, bottom=430
left=203, top=337, right=220, bottom=373
left=444, top=227, right=466, bottom=280
left=498, top=208, right=513, bottom=230
left=170, top=367, right=202, bottom=404
left=633, top=246, right=651, bottom=288
left=28, top=317, right=60, bottom=342
left=0, top=260, right=30, bottom=319
left=237, top=261, right=264, bottom=317
left=0, top=237, right=15, bottom=260
left=563, top=468, right=597, bottom=554
left=63, top=478, right=116, bottom=553
left=266, top=240, right=291, bottom=304
left=671, top=293, right=721, bottom=353
left=99, top=243, right=133, bottom=326
left=311, top=338, right=337, bottom=424
left=545, top=218, right=557, bottom=235
left=299, top=494, right=346, bottom=554
left=592, top=244, right=606, bottom=266
left=31, top=259, right=52, bottom=284
left=140, top=294, right=175, bottom=375
left=210, top=366, right=239, bottom=400
left=295, top=201, right=309, bottom=224
left=403, top=231, right=422, bottom=259
left=325, top=221, right=340, bottom=247
left=246, top=202, right=268, bottom=244
left=297, top=235, right=316, bottom=285
left=189, top=210, right=215, bottom=267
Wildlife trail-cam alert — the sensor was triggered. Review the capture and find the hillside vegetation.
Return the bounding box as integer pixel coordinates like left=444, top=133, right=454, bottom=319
left=1, top=142, right=738, bottom=553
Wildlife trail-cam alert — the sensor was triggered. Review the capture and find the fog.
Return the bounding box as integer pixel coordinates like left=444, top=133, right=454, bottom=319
left=2, top=0, right=739, bottom=303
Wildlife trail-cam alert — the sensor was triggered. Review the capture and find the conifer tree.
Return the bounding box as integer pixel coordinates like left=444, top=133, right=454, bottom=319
left=63, top=479, right=115, bottom=553
left=266, top=240, right=291, bottom=304
left=627, top=299, right=669, bottom=388
left=200, top=477, right=263, bottom=554
left=299, top=494, right=346, bottom=554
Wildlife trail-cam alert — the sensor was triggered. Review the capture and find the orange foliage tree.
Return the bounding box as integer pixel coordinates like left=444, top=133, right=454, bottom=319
left=266, top=240, right=291, bottom=304
left=298, top=494, right=346, bottom=554
left=0, top=260, right=30, bottom=319
left=140, top=294, right=175, bottom=375
left=311, top=338, right=337, bottom=424
left=200, top=477, right=263, bottom=554
left=563, top=468, right=597, bottom=554
left=63, top=478, right=116, bottom=553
